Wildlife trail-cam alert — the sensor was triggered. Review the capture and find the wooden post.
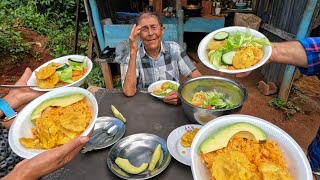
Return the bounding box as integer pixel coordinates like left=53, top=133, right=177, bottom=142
left=153, top=0, right=163, bottom=14
left=100, top=62, right=114, bottom=89
left=87, top=32, right=94, bottom=60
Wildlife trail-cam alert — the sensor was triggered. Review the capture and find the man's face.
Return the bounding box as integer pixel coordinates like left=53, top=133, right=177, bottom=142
left=138, top=17, right=164, bottom=51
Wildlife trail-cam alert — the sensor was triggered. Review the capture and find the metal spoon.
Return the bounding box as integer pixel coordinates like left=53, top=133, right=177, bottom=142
left=0, top=85, right=38, bottom=88
left=94, top=125, right=119, bottom=146
left=81, top=124, right=118, bottom=153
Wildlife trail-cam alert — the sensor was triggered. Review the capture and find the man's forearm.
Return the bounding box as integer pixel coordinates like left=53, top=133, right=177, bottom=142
left=270, top=41, right=308, bottom=68
left=123, top=54, right=138, bottom=96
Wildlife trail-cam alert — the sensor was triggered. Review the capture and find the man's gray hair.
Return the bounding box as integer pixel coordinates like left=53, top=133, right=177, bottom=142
left=136, top=12, right=163, bottom=27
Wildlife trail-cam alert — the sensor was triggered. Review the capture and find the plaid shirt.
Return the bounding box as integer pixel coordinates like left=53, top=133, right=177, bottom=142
left=298, top=37, right=320, bottom=77
left=123, top=41, right=196, bottom=88
left=308, top=127, right=320, bottom=173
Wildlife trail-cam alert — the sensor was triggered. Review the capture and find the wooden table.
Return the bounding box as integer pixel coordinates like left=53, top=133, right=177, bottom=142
left=42, top=89, right=195, bottom=180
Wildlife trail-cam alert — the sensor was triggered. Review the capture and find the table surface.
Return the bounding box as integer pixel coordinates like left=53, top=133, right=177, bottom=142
left=44, top=89, right=195, bottom=180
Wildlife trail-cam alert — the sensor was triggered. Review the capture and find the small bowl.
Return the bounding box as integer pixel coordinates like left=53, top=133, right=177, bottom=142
left=178, top=76, right=247, bottom=124
left=236, top=2, right=247, bottom=9
left=148, top=80, right=180, bottom=99
left=8, top=87, right=98, bottom=159
left=27, top=55, right=93, bottom=91
left=190, top=114, right=313, bottom=180
left=197, top=26, right=272, bottom=74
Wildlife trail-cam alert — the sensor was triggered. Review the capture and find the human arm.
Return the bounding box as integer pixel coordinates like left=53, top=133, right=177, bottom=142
left=0, top=68, right=43, bottom=129
left=269, top=41, right=308, bottom=68
left=163, top=45, right=202, bottom=105
left=189, top=69, right=202, bottom=78
left=235, top=40, right=310, bottom=78
left=2, top=136, right=89, bottom=180
left=123, top=24, right=141, bottom=97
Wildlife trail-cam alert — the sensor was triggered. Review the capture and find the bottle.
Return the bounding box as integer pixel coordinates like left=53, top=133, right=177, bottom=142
left=248, top=1, right=252, bottom=8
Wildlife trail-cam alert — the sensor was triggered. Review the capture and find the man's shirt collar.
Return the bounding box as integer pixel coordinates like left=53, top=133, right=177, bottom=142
left=139, top=42, right=167, bottom=59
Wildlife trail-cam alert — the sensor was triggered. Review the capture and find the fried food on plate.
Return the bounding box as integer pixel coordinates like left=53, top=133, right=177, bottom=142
left=19, top=98, right=92, bottom=149
left=180, top=128, right=200, bottom=147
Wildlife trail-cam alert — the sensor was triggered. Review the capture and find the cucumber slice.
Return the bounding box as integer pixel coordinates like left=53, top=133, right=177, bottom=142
left=213, top=31, right=229, bottom=41
left=68, top=58, right=84, bottom=64
left=222, top=51, right=236, bottom=65
left=56, top=64, right=69, bottom=71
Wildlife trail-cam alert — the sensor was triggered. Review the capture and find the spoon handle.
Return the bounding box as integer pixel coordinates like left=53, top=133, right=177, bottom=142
left=0, top=85, right=38, bottom=88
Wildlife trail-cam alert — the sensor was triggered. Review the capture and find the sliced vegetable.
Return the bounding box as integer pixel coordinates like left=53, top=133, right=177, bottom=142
left=68, top=58, right=84, bottom=63
left=213, top=31, right=229, bottom=41
left=209, top=50, right=223, bottom=68
left=56, top=64, right=70, bottom=71
left=68, top=58, right=86, bottom=70
left=56, top=66, right=73, bottom=83
left=208, top=50, right=216, bottom=58
left=222, top=51, right=236, bottom=65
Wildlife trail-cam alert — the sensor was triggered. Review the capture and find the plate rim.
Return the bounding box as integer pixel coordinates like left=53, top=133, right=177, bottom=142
left=167, top=124, right=203, bottom=166
left=197, top=26, right=272, bottom=74
left=147, top=80, right=180, bottom=99
left=107, top=133, right=172, bottom=180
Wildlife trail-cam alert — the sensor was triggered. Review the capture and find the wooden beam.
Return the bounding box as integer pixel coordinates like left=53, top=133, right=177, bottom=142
left=261, top=23, right=295, bottom=41
left=100, top=62, right=114, bottom=89
left=87, top=32, right=93, bottom=60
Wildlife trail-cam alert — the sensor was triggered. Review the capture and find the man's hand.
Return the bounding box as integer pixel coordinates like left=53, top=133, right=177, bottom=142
left=129, top=24, right=141, bottom=55
left=5, top=136, right=89, bottom=180
left=163, top=91, right=180, bottom=105
left=3, top=68, right=44, bottom=110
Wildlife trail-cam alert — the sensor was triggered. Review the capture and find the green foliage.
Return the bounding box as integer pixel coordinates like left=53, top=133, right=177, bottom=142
left=0, top=0, right=89, bottom=60
left=86, top=63, right=106, bottom=88
left=0, top=1, right=31, bottom=64
left=269, top=97, right=286, bottom=109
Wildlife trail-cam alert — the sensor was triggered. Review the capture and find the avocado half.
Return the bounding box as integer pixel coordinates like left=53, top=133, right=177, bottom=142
left=199, top=122, right=267, bottom=154
left=31, top=94, right=85, bottom=122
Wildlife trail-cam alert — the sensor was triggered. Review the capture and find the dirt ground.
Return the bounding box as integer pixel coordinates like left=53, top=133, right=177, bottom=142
left=0, top=29, right=319, bottom=151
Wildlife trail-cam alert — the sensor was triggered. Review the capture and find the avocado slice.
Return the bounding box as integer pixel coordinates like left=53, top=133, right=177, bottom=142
left=115, top=157, right=148, bottom=174
left=200, top=122, right=267, bottom=154
left=111, top=105, right=126, bottom=123
left=158, top=148, right=164, bottom=165
left=31, top=94, right=85, bottom=122
left=148, top=144, right=162, bottom=171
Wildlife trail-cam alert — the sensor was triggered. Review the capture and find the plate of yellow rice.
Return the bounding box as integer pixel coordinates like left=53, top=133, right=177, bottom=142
left=190, top=114, right=313, bottom=180
left=8, top=87, right=98, bottom=159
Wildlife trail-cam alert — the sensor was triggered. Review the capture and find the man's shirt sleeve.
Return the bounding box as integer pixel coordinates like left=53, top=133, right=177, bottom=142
left=298, top=37, right=320, bottom=76
left=175, top=44, right=196, bottom=77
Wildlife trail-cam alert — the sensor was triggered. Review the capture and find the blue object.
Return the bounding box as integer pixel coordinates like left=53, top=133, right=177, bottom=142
left=278, top=0, right=319, bottom=100
left=0, top=98, right=16, bottom=118
left=307, top=127, right=320, bottom=173
left=297, top=37, right=320, bottom=77
left=89, top=0, right=105, bottom=50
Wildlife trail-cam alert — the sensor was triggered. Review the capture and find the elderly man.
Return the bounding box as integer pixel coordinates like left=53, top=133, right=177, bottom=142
left=121, top=12, right=201, bottom=105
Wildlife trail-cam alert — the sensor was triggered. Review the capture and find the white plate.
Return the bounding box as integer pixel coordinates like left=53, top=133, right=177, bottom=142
left=197, top=26, right=272, bottom=74
left=27, top=55, right=93, bottom=91
left=8, top=87, right=98, bottom=159
left=147, top=80, right=179, bottom=99
left=190, top=114, right=313, bottom=180
left=167, top=124, right=203, bottom=166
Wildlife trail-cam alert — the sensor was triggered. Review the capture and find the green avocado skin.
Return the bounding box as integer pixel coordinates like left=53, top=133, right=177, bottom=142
left=31, top=94, right=85, bottom=121
left=199, top=122, right=267, bottom=154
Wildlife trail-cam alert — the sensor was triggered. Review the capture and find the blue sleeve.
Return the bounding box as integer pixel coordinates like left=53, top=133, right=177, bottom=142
left=297, top=38, right=320, bottom=76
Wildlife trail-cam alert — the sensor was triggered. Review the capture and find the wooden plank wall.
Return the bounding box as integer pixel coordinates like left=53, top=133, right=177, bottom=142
left=255, top=0, right=308, bottom=86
